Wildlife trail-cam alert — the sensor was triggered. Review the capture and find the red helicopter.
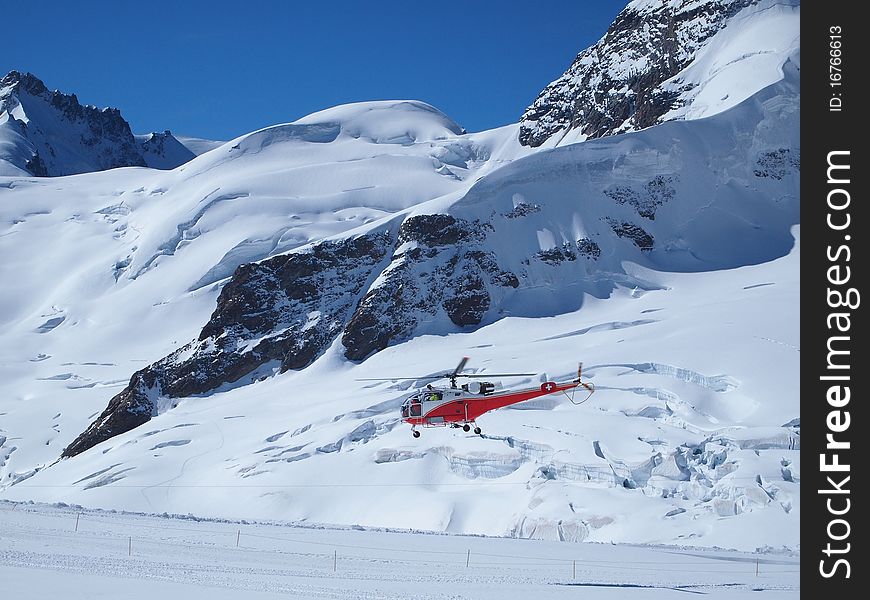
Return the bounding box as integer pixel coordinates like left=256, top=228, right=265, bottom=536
left=359, top=357, right=594, bottom=437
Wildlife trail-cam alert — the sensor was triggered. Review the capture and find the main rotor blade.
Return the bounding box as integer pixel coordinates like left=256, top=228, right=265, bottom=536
left=355, top=375, right=446, bottom=381
left=357, top=371, right=538, bottom=381
left=458, top=373, right=537, bottom=378
left=450, top=356, right=470, bottom=379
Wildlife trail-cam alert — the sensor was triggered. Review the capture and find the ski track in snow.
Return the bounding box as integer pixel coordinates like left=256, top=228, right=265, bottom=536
left=140, top=422, right=225, bottom=510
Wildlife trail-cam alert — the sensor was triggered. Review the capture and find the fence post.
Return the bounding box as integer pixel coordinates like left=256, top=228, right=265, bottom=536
left=573, top=560, right=576, bottom=580
left=128, top=536, right=132, bottom=556
left=236, top=529, right=240, bottom=547
left=75, top=513, right=80, bottom=532
left=756, top=558, right=759, bottom=576
left=333, top=550, right=337, bottom=572
left=466, top=549, right=470, bottom=568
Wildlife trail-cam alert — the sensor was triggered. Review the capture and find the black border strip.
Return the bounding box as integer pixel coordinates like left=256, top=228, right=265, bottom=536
left=805, top=1, right=865, bottom=593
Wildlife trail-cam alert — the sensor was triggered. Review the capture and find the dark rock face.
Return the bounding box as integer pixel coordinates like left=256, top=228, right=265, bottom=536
left=537, top=237, right=604, bottom=264
left=1, top=70, right=147, bottom=176
left=576, top=238, right=602, bottom=260
left=518, top=0, right=756, bottom=146
left=395, top=213, right=484, bottom=247
left=24, top=152, right=48, bottom=177
left=754, top=148, right=800, bottom=179
left=604, top=175, right=677, bottom=220
left=537, top=244, right=577, bottom=265
left=196, top=232, right=392, bottom=373
left=503, top=202, right=541, bottom=219
left=63, top=233, right=392, bottom=457
left=61, top=370, right=156, bottom=458
left=64, top=215, right=520, bottom=456
left=606, top=218, right=655, bottom=252
left=342, top=215, right=518, bottom=361
left=137, top=130, right=196, bottom=170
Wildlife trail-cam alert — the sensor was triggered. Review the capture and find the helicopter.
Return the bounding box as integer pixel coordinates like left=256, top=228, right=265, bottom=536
left=358, top=357, right=594, bottom=437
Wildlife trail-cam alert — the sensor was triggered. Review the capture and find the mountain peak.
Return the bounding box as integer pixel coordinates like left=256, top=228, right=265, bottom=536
left=518, top=0, right=799, bottom=147
left=1, top=70, right=50, bottom=96
left=135, top=129, right=196, bottom=169
left=0, top=71, right=196, bottom=176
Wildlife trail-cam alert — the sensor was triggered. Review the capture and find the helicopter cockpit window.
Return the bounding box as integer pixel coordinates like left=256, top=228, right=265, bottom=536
left=425, top=391, right=442, bottom=402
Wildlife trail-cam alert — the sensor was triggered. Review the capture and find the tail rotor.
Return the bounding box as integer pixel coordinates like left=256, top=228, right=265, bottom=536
left=570, top=362, right=595, bottom=405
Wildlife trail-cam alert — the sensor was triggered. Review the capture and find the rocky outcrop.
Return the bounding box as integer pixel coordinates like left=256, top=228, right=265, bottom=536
left=754, top=148, right=800, bottom=180
left=61, top=371, right=157, bottom=458
left=536, top=238, right=603, bottom=265
left=63, top=233, right=393, bottom=457
left=576, top=238, right=601, bottom=260
left=193, top=232, right=393, bottom=374
left=606, top=218, right=655, bottom=252
left=603, top=175, right=677, bottom=220
left=518, top=0, right=756, bottom=146
left=63, top=214, right=522, bottom=456
left=342, top=215, right=518, bottom=360
left=136, top=130, right=196, bottom=169
left=24, top=151, right=48, bottom=177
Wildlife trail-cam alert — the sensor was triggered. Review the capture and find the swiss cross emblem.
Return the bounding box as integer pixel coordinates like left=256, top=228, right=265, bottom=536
left=541, top=382, right=555, bottom=392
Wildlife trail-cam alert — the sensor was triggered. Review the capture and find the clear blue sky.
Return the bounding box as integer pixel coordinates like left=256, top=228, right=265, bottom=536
left=4, top=1, right=627, bottom=141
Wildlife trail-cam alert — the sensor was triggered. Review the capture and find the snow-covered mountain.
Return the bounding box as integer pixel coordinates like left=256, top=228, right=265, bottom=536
left=519, top=0, right=800, bottom=146
left=0, top=71, right=194, bottom=176
left=0, top=0, right=800, bottom=552
left=135, top=131, right=196, bottom=169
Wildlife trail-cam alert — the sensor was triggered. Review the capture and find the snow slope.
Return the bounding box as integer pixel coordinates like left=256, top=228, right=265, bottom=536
left=175, top=134, right=225, bottom=156
left=658, top=0, right=801, bottom=122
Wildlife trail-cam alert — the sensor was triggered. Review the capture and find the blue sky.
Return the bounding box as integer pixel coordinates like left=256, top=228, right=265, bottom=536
left=5, top=1, right=627, bottom=140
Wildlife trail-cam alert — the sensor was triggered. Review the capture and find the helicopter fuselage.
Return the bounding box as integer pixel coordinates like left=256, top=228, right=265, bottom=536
left=400, top=381, right=579, bottom=434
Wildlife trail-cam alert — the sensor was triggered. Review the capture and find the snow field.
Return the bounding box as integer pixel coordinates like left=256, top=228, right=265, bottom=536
left=0, top=501, right=799, bottom=599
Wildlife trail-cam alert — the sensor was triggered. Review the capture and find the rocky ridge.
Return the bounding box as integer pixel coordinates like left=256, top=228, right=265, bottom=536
left=518, top=0, right=758, bottom=146
left=63, top=233, right=395, bottom=457
left=63, top=216, right=525, bottom=457
left=0, top=71, right=191, bottom=176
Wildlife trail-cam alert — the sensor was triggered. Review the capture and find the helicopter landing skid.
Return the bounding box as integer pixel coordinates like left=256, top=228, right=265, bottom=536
left=449, top=421, right=482, bottom=435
